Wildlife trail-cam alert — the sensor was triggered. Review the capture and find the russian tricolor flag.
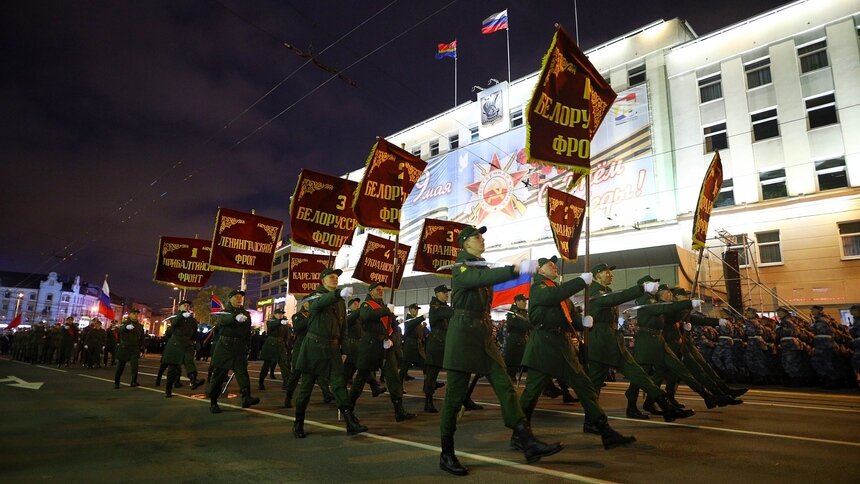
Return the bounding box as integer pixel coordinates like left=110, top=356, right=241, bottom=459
left=436, top=40, right=457, bottom=59
left=99, top=278, right=115, bottom=320
left=481, top=9, right=508, bottom=35
left=210, top=295, right=224, bottom=313
left=491, top=249, right=530, bottom=308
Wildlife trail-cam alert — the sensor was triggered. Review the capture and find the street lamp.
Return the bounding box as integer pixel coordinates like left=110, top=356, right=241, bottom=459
left=14, top=292, right=23, bottom=315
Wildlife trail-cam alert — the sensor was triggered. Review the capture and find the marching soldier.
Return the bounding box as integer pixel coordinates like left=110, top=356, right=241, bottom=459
left=104, top=320, right=117, bottom=366
left=84, top=318, right=106, bottom=368
left=162, top=300, right=205, bottom=397
left=207, top=289, right=260, bottom=412
left=259, top=308, right=291, bottom=391
left=439, top=226, right=561, bottom=476
left=775, top=307, right=815, bottom=386
left=348, top=282, right=417, bottom=422
left=587, top=263, right=692, bottom=421
left=519, top=255, right=635, bottom=450
left=423, top=285, right=452, bottom=413
left=504, top=294, right=531, bottom=382
left=292, top=268, right=366, bottom=438
left=343, top=297, right=362, bottom=384
left=114, top=309, right=145, bottom=388
left=56, top=317, right=78, bottom=368
left=284, top=298, right=334, bottom=407
left=400, top=303, right=427, bottom=384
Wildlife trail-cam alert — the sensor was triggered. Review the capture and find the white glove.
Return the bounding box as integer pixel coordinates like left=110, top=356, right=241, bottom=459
left=718, top=318, right=728, bottom=327
left=126, top=324, right=134, bottom=330
left=643, top=281, right=659, bottom=294
left=339, top=286, right=354, bottom=299
left=518, top=259, right=539, bottom=275
left=582, top=315, right=594, bottom=328
left=383, top=339, right=393, bottom=349
left=235, top=314, right=248, bottom=323
left=579, top=272, right=593, bottom=285
left=691, top=299, right=704, bottom=310
left=683, top=322, right=692, bottom=331
left=281, top=320, right=288, bottom=325
left=182, top=311, right=192, bottom=318
left=396, top=317, right=404, bottom=325
left=84, top=345, right=89, bottom=349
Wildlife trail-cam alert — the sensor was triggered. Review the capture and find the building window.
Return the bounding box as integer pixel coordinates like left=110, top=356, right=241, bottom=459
left=30, top=293, right=36, bottom=300
left=728, top=234, right=750, bottom=267
left=449, top=133, right=459, bottom=150
left=703, top=122, right=728, bottom=153
left=797, top=39, right=828, bottom=73
left=429, top=140, right=440, bottom=156
left=816, top=157, right=848, bottom=191
left=698, top=73, right=722, bottom=103
left=469, top=125, right=479, bottom=142
left=714, top=179, right=735, bottom=207
left=411, top=147, right=421, bottom=158
left=838, top=221, right=860, bottom=259
left=62, top=295, right=70, bottom=302
left=510, top=107, right=523, bottom=127
left=745, top=58, right=772, bottom=89
left=760, top=169, right=787, bottom=200
left=273, top=256, right=281, bottom=266
left=756, top=230, right=782, bottom=265
left=627, top=64, right=646, bottom=86
left=751, top=108, right=779, bottom=141
left=805, top=93, right=837, bottom=129
left=262, top=275, right=270, bottom=284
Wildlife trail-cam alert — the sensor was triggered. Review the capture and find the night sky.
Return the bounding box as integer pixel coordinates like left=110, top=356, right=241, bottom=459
left=0, top=0, right=791, bottom=307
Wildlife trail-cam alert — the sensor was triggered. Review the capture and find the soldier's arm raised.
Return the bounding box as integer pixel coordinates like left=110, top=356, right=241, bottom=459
left=453, top=265, right=517, bottom=290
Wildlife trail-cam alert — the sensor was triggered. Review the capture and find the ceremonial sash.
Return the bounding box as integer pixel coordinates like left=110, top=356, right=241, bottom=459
left=542, top=279, right=574, bottom=327
left=365, top=299, right=392, bottom=337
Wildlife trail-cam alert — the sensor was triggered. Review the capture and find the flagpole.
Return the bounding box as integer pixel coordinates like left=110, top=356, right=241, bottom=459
left=583, top=174, right=591, bottom=354
left=505, top=23, right=511, bottom=84
left=454, top=46, right=458, bottom=107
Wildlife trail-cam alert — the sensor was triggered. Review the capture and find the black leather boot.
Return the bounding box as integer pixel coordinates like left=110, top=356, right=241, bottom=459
left=462, top=398, right=483, bottom=411
left=155, top=363, right=167, bottom=386
left=343, top=408, right=368, bottom=435
left=258, top=371, right=267, bottom=391
left=562, top=390, right=579, bottom=404
left=583, top=419, right=601, bottom=435
left=393, top=398, right=417, bottom=422
left=439, top=435, right=468, bottom=476
left=293, top=412, right=306, bottom=438
left=189, top=372, right=206, bottom=390
left=626, top=400, right=650, bottom=419
left=424, top=394, right=438, bottom=413
left=284, top=391, right=293, bottom=408
left=513, top=420, right=563, bottom=463
left=210, top=397, right=222, bottom=414
left=642, top=396, right=662, bottom=415
left=656, top=394, right=695, bottom=422
left=130, top=372, right=139, bottom=387
left=369, top=379, right=387, bottom=397
left=165, top=377, right=174, bottom=398
left=241, top=388, right=260, bottom=408
left=321, top=386, right=335, bottom=404
left=596, top=416, right=636, bottom=449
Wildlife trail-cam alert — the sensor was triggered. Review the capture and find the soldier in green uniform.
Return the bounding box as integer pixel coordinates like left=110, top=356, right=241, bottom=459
left=400, top=303, right=427, bottom=384
left=349, top=282, right=417, bottom=422
left=114, top=309, right=145, bottom=389
left=84, top=318, right=106, bottom=368
left=292, top=268, right=366, bottom=438
left=586, top=263, right=692, bottom=421
left=423, top=285, right=452, bottom=413
left=439, top=226, right=562, bottom=476
left=284, top=298, right=334, bottom=407
left=104, top=321, right=117, bottom=366
left=56, top=317, right=78, bottom=368
left=207, top=289, right=260, bottom=413
left=259, top=308, right=291, bottom=391
left=518, top=255, right=635, bottom=449
left=503, top=294, right=531, bottom=381
left=162, top=300, right=205, bottom=397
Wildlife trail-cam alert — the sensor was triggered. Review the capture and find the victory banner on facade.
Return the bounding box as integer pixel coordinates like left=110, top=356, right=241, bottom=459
left=353, top=138, right=427, bottom=233
left=352, top=234, right=411, bottom=289
left=153, top=236, right=214, bottom=289
left=209, top=208, right=283, bottom=274
left=290, top=169, right=358, bottom=251
left=546, top=187, right=586, bottom=260
left=412, top=218, right=469, bottom=274
left=526, top=25, right=617, bottom=174
left=288, top=252, right=332, bottom=296
left=692, top=152, right=723, bottom=250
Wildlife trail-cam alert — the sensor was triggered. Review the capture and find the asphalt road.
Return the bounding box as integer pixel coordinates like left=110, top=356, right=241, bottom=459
left=2, top=355, right=858, bottom=483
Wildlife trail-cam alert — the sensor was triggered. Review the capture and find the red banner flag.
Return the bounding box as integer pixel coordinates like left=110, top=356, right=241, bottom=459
left=153, top=236, right=214, bottom=289
left=352, top=234, right=410, bottom=289
left=546, top=187, right=586, bottom=260
left=526, top=25, right=617, bottom=175
left=353, top=138, right=427, bottom=233
left=290, top=169, right=358, bottom=251
left=412, top=218, right=469, bottom=275
left=692, top=152, right=723, bottom=250
left=288, top=252, right=332, bottom=296
left=209, top=208, right=283, bottom=274
left=5, top=314, right=22, bottom=331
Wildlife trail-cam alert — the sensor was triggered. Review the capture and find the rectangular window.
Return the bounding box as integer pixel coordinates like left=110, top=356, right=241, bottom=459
left=756, top=230, right=782, bottom=264
left=469, top=125, right=479, bottom=142
left=273, top=256, right=281, bottom=266
left=411, top=147, right=421, bottom=158
left=751, top=108, right=779, bottom=141
left=703, top=122, right=728, bottom=153
left=62, top=295, right=70, bottom=303
left=797, top=39, right=828, bottom=73
left=745, top=58, right=772, bottom=89
left=628, top=64, right=646, bottom=86
left=429, top=140, right=440, bottom=156
left=510, top=107, right=523, bottom=127
left=805, top=93, right=837, bottom=129
left=714, top=179, right=735, bottom=208
left=760, top=169, right=787, bottom=200
left=698, top=73, right=722, bottom=103
left=449, top=133, right=459, bottom=150
left=816, top=157, right=848, bottom=191
left=262, top=275, right=270, bottom=284
left=838, top=221, right=860, bottom=258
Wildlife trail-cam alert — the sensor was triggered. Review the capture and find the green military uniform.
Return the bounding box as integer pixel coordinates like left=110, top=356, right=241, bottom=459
left=84, top=323, right=106, bottom=368
left=423, top=289, right=453, bottom=411
left=343, top=301, right=362, bottom=382
left=400, top=308, right=427, bottom=382
left=114, top=315, right=144, bottom=388
left=207, top=292, right=259, bottom=410
left=162, top=308, right=204, bottom=396
left=503, top=301, right=531, bottom=380
left=56, top=320, right=78, bottom=367
left=259, top=312, right=291, bottom=390
left=104, top=323, right=117, bottom=366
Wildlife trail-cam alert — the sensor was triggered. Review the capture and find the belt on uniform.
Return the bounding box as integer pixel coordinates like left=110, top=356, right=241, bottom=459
left=537, top=326, right=569, bottom=335
left=219, top=336, right=244, bottom=343
left=638, top=327, right=663, bottom=336
left=307, top=333, right=340, bottom=348
left=454, top=309, right=491, bottom=320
